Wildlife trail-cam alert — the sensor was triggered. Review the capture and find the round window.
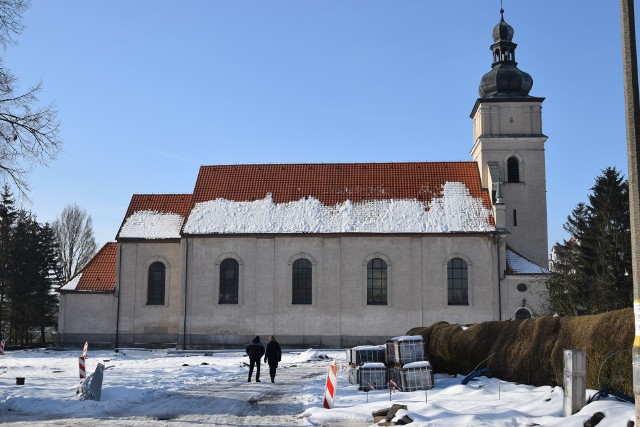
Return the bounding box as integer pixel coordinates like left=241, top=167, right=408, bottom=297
left=517, top=283, right=528, bottom=292
left=515, top=308, right=531, bottom=320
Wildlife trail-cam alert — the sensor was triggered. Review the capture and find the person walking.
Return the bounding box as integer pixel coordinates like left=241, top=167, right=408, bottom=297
left=264, top=335, right=282, bottom=383
left=246, top=336, right=265, bottom=382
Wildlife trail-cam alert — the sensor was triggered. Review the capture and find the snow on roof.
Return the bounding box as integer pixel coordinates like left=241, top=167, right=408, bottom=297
left=403, top=361, right=431, bottom=368
left=390, top=335, right=424, bottom=342
left=183, top=182, right=493, bottom=235
left=119, top=211, right=184, bottom=239
left=60, top=273, right=82, bottom=291
left=352, top=345, right=385, bottom=350
left=361, top=362, right=386, bottom=368
left=506, top=248, right=549, bottom=274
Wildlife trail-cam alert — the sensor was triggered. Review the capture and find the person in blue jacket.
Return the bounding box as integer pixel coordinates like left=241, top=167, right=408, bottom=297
left=246, top=336, right=265, bottom=382
left=264, top=336, right=282, bottom=383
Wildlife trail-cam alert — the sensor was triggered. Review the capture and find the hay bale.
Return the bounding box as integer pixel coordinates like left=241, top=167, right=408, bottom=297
left=550, top=309, right=633, bottom=394
left=407, top=308, right=633, bottom=393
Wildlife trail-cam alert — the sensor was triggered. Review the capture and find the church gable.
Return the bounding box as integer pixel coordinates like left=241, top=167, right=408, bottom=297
left=184, top=161, right=495, bottom=235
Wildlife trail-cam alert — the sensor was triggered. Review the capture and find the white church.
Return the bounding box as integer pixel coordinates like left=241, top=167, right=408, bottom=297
left=58, top=9, right=550, bottom=348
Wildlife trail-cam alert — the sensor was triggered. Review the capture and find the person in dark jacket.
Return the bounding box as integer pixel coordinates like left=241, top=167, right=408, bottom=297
left=263, top=335, right=282, bottom=383
left=246, top=336, right=265, bottom=382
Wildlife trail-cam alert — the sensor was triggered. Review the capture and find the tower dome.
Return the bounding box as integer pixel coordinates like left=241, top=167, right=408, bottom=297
left=479, top=9, right=533, bottom=98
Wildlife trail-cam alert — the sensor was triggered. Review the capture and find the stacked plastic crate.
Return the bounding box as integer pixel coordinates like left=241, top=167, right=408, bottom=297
left=346, top=345, right=387, bottom=390
left=386, top=335, right=434, bottom=391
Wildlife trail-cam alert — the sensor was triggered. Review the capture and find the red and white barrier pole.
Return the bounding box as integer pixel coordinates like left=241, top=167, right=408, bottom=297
left=82, top=342, right=88, bottom=358
left=79, top=356, right=86, bottom=379
left=0, top=339, right=5, bottom=355
left=323, top=362, right=338, bottom=409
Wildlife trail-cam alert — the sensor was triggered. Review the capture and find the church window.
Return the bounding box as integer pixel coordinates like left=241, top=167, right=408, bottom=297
left=515, top=308, right=531, bottom=320
left=513, top=209, right=518, bottom=227
left=219, top=258, right=239, bottom=304
left=447, top=258, right=468, bottom=305
left=292, top=258, right=312, bottom=304
left=507, top=157, right=520, bottom=183
left=367, top=258, right=387, bottom=305
left=517, top=283, right=528, bottom=292
left=147, top=262, right=165, bottom=305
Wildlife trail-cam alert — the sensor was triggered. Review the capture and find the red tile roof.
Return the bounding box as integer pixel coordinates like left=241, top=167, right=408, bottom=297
left=192, top=162, right=492, bottom=210
left=62, top=242, right=117, bottom=292
left=117, top=194, right=193, bottom=239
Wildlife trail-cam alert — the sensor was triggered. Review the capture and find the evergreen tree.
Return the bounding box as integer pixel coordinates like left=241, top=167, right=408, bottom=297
left=33, top=222, right=60, bottom=343
left=546, top=167, right=632, bottom=315
left=6, top=210, right=36, bottom=343
left=0, top=184, right=16, bottom=340
left=4, top=211, right=61, bottom=344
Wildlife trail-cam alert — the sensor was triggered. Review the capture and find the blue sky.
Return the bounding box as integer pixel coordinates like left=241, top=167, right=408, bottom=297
left=2, top=1, right=631, bottom=254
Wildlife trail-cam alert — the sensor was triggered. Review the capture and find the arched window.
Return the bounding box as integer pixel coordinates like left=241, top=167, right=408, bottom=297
left=367, top=258, right=387, bottom=305
left=515, top=308, right=531, bottom=320
left=447, top=258, right=468, bottom=305
left=147, top=262, right=165, bottom=305
left=219, top=258, right=239, bottom=304
left=292, top=258, right=312, bottom=304
left=507, top=157, right=520, bottom=183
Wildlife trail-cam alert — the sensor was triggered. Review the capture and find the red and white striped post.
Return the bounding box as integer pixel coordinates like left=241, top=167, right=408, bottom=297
left=79, top=356, right=86, bottom=379
left=79, top=342, right=88, bottom=379
left=0, top=339, right=5, bottom=355
left=323, top=362, right=338, bottom=409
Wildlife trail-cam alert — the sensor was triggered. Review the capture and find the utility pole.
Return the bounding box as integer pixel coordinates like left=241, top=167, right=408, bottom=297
left=619, top=0, right=640, bottom=423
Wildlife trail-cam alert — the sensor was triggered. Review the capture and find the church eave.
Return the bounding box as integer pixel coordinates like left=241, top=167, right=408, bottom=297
left=116, top=237, right=182, bottom=243
left=180, top=231, right=497, bottom=239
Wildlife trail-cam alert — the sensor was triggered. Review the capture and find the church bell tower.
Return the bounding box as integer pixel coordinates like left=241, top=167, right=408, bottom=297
left=470, top=9, right=549, bottom=267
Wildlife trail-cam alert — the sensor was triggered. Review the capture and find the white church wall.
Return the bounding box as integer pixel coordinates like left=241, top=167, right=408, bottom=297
left=505, top=275, right=549, bottom=318
left=58, top=292, right=117, bottom=346
left=117, top=241, right=183, bottom=346
left=177, top=233, right=503, bottom=347
left=421, top=235, right=498, bottom=326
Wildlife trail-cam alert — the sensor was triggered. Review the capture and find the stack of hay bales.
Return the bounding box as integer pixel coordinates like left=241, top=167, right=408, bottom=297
left=346, top=345, right=387, bottom=390
left=386, top=335, right=434, bottom=391
left=406, top=308, right=634, bottom=395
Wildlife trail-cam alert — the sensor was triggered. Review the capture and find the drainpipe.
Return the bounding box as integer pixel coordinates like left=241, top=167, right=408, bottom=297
left=182, top=237, right=189, bottom=350
left=115, top=243, right=122, bottom=349
left=496, top=234, right=502, bottom=321
left=493, top=181, right=507, bottom=321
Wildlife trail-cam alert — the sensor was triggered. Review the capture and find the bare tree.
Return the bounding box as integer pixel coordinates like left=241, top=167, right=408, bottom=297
left=52, top=204, right=96, bottom=283
left=0, top=0, right=61, bottom=195
left=0, top=0, right=28, bottom=47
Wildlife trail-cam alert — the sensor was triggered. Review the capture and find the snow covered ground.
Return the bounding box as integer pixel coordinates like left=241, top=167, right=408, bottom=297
left=0, top=347, right=634, bottom=426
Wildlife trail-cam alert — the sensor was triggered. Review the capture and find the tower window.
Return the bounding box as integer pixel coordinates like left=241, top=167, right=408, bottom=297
left=513, top=209, right=518, bottom=227
left=507, top=157, right=520, bottom=183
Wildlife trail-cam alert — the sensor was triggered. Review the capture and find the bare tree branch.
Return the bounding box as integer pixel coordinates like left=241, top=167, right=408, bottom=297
left=0, top=0, right=62, bottom=196
left=0, top=0, right=28, bottom=48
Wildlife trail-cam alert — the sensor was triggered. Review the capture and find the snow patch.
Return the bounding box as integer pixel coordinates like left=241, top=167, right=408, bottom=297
left=184, top=182, right=493, bottom=234
left=390, top=335, right=424, bottom=342
left=60, top=273, right=82, bottom=291
left=119, top=211, right=184, bottom=239
left=507, top=249, right=549, bottom=274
